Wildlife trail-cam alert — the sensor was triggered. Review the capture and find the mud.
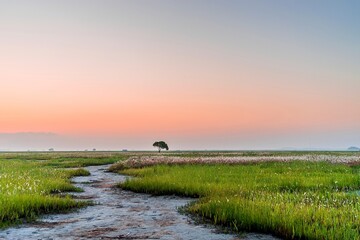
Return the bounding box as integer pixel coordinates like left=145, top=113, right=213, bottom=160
left=0, top=165, right=279, bottom=240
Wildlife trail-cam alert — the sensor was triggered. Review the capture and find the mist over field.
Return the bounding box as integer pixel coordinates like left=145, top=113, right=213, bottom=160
left=0, top=131, right=359, bottom=151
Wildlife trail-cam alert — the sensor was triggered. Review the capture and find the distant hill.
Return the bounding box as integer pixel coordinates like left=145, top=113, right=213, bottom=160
left=348, top=146, right=360, bottom=151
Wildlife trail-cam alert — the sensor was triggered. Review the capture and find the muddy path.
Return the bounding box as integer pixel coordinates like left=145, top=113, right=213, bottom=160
left=0, top=165, right=278, bottom=240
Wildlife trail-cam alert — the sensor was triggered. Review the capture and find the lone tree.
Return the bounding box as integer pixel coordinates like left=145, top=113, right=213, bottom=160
left=153, top=141, right=169, bottom=153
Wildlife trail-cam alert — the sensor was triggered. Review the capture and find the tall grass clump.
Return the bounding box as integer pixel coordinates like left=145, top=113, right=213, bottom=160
left=119, top=160, right=360, bottom=239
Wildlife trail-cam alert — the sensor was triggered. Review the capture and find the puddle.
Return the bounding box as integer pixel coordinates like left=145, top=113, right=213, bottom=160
left=0, top=165, right=279, bottom=240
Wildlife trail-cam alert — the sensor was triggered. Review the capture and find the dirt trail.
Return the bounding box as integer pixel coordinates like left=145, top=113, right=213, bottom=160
left=0, top=165, right=279, bottom=240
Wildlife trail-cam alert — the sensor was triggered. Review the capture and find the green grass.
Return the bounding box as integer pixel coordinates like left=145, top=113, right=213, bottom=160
left=0, top=152, right=127, bottom=228
left=119, top=161, right=360, bottom=239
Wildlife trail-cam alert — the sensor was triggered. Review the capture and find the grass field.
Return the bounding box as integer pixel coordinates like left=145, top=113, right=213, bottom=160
left=115, top=152, right=360, bottom=239
left=0, top=152, right=126, bottom=228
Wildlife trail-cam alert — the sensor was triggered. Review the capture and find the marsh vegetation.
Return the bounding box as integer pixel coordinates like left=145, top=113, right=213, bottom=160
left=0, top=152, right=126, bottom=228
left=2, top=151, right=360, bottom=239
left=114, top=152, right=360, bottom=239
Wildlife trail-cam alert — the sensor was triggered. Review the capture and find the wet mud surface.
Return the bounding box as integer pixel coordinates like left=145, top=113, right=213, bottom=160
left=0, top=165, right=279, bottom=240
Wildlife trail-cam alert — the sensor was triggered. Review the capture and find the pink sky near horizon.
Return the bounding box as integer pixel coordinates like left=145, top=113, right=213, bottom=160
left=0, top=1, right=359, bottom=149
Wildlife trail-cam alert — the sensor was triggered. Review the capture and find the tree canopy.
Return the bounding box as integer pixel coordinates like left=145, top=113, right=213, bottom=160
left=153, top=141, right=169, bottom=153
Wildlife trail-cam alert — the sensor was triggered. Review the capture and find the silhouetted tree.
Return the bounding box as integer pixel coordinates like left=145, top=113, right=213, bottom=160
left=153, top=141, right=169, bottom=153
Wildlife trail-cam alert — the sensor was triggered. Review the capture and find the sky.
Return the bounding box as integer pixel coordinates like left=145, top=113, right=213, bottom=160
left=0, top=0, right=359, bottom=150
